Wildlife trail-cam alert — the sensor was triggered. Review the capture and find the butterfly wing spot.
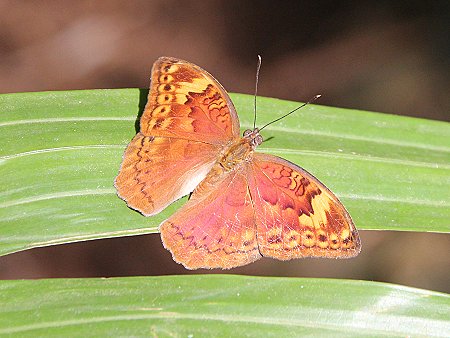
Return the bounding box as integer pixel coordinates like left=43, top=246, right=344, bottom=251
left=156, top=93, right=173, bottom=104
left=341, top=229, right=350, bottom=240
left=264, top=227, right=283, bottom=250
left=317, top=232, right=327, bottom=242
left=302, top=230, right=316, bottom=248
left=150, top=105, right=170, bottom=118
left=285, top=230, right=301, bottom=249
left=162, top=63, right=179, bottom=73
left=241, top=229, right=257, bottom=248
left=159, top=74, right=174, bottom=83
left=340, top=229, right=354, bottom=249
left=330, top=235, right=340, bottom=249
left=152, top=117, right=169, bottom=129
left=243, top=239, right=255, bottom=247
left=268, top=235, right=282, bottom=244
left=158, top=83, right=175, bottom=92
left=317, top=231, right=329, bottom=249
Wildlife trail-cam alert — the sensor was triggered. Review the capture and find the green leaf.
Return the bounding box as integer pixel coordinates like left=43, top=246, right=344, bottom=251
left=0, top=89, right=449, bottom=256
left=0, top=275, right=448, bottom=337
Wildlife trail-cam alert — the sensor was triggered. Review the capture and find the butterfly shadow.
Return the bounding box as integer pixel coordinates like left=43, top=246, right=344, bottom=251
left=135, top=88, right=150, bottom=133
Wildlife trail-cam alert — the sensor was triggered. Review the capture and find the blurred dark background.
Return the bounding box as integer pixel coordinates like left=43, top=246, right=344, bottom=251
left=0, top=1, right=449, bottom=292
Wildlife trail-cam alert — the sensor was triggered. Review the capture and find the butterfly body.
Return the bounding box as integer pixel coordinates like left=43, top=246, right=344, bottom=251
left=115, top=57, right=361, bottom=269
left=218, top=130, right=261, bottom=170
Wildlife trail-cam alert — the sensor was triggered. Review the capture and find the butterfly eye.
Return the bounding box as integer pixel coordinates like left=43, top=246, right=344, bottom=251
left=254, top=135, right=263, bottom=146
left=243, top=129, right=252, bottom=137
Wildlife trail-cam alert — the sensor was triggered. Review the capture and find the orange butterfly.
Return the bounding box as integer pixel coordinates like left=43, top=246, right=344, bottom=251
left=115, top=57, right=361, bottom=269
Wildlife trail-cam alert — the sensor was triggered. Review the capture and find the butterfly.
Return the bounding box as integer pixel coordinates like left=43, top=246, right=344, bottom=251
left=115, top=57, right=361, bottom=269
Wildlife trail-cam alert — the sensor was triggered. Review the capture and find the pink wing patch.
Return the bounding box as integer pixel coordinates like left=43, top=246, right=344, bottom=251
left=159, top=166, right=260, bottom=269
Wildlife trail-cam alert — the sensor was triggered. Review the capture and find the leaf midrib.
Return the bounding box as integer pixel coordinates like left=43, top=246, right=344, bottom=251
left=1, top=144, right=447, bottom=169
left=0, top=307, right=442, bottom=337
left=1, top=117, right=448, bottom=153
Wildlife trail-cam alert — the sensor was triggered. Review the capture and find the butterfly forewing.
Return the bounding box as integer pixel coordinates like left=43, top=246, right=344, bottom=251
left=115, top=57, right=240, bottom=216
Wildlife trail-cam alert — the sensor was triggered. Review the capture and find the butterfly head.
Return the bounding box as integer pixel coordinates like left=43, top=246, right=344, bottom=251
left=243, top=128, right=263, bottom=148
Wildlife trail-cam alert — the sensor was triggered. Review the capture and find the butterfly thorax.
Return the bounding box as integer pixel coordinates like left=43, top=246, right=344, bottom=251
left=218, top=129, right=263, bottom=171
left=219, top=139, right=253, bottom=171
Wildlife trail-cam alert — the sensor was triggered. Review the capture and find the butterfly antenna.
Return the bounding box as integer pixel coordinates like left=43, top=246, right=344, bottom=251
left=253, top=55, right=262, bottom=129
left=259, top=94, right=322, bottom=131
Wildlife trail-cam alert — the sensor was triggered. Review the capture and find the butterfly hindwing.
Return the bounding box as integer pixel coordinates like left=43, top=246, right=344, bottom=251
left=249, top=153, right=361, bottom=259
left=159, top=164, right=260, bottom=269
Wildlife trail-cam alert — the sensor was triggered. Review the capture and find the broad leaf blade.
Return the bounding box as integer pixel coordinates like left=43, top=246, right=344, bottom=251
left=0, top=275, right=448, bottom=337
left=0, top=89, right=449, bottom=256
